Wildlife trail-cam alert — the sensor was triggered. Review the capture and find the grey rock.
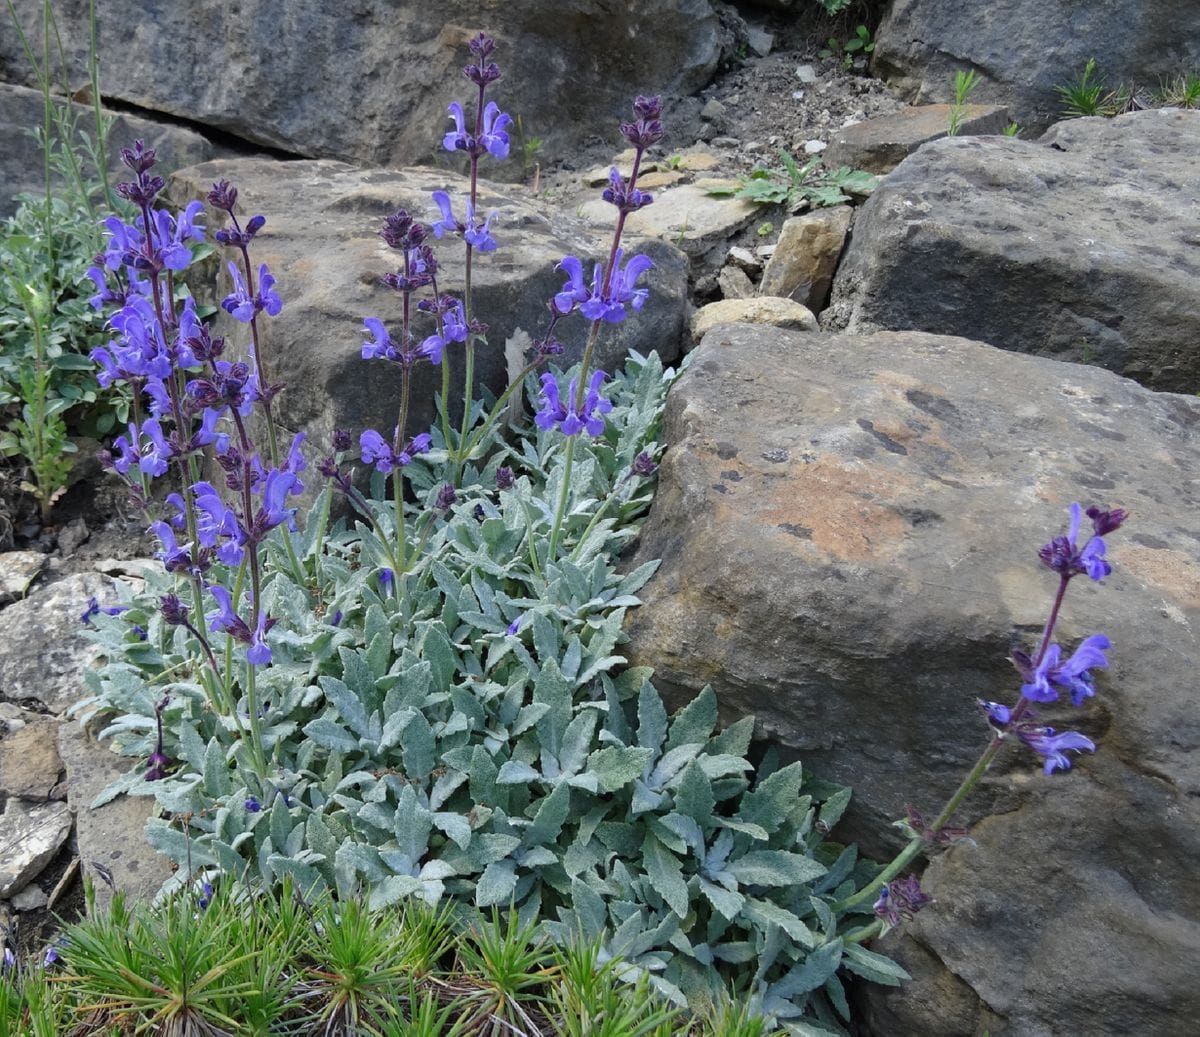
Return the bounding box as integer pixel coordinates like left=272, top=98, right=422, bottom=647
left=0, top=82, right=221, bottom=217
left=726, top=246, right=762, bottom=274
left=826, top=110, right=1200, bottom=392
left=10, top=883, right=48, bottom=911
left=580, top=182, right=759, bottom=268
left=0, top=716, right=64, bottom=802
left=717, top=264, right=755, bottom=300
left=874, top=0, right=1200, bottom=132
left=759, top=206, right=851, bottom=313
left=56, top=517, right=89, bottom=556
left=0, top=799, right=71, bottom=897
left=822, top=103, right=1011, bottom=174
left=745, top=26, right=774, bottom=58
left=1, top=1, right=723, bottom=178
left=624, top=323, right=1200, bottom=1036
left=0, top=573, right=110, bottom=714
left=167, top=157, right=689, bottom=469
left=689, top=297, right=816, bottom=342
left=0, top=551, right=45, bottom=605
left=802, top=139, right=827, bottom=155
left=700, top=98, right=727, bottom=125
left=795, top=64, right=819, bottom=85
left=59, top=722, right=172, bottom=914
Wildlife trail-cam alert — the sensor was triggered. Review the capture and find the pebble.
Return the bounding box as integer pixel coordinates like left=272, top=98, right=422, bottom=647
left=727, top=246, right=763, bottom=273
left=804, top=140, right=828, bottom=155
left=700, top=98, right=727, bottom=123
left=795, top=64, right=819, bottom=84
left=11, top=884, right=48, bottom=911
left=746, top=26, right=774, bottom=58
left=710, top=137, right=742, bottom=150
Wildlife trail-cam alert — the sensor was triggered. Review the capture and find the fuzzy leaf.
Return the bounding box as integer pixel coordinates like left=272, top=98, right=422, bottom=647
left=497, top=760, right=541, bottom=785
left=588, top=745, right=655, bottom=793
left=842, top=943, right=910, bottom=985
left=302, top=717, right=359, bottom=754
left=727, top=850, right=826, bottom=887
left=476, top=858, right=518, bottom=907
left=525, top=780, right=571, bottom=847
left=674, top=760, right=715, bottom=822
left=642, top=832, right=689, bottom=918
left=666, top=687, right=718, bottom=751
left=637, top=680, right=668, bottom=753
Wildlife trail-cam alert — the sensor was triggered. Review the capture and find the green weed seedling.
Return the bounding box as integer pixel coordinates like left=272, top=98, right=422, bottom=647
left=708, top=148, right=878, bottom=210
left=947, top=68, right=981, bottom=136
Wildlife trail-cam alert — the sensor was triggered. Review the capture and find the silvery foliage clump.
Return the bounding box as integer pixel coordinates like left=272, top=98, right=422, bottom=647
left=76, top=351, right=896, bottom=1031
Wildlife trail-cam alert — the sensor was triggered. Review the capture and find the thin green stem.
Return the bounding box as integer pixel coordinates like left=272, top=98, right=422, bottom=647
left=461, top=360, right=544, bottom=460
left=546, top=436, right=576, bottom=559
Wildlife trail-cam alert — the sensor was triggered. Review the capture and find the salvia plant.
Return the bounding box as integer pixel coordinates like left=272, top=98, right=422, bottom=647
left=67, top=33, right=891, bottom=1033
left=52, top=27, right=1130, bottom=1037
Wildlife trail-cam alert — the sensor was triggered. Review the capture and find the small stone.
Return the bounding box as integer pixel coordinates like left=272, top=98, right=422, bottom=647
left=718, top=264, right=756, bottom=300
left=0, top=716, right=65, bottom=801
left=0, top=799, right=72, bottom=897
left=710, top=137, right=741, bottom=149
left=746, top=26, right=773, bottom=57
left=803, top=139, right=827, bottom=155
left=691, top=296, right=818, bottom=341
left=756, top=244, right=778, bottom=260
left=760, top=206, right=853, bottom=313
left=635, top=170, right=684, bottom=190
left=92, top=557, right=157, bottom=579
left=795, top=64, right=819, bottom=84
left=727, top=246, right=763, bottom=273
left=56, top=517, right=89, bottom=556
left=673, top=150, right=721, bottom=173
left=11, top=884, right=48, bottom=911
left=0, top=551, right=46, bottom=606
left=700, top=98, right=727, bottom=125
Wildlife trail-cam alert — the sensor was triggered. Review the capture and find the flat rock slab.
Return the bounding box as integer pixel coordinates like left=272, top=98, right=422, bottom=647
left=826, top=109, right=1200, bottom=393
left=0, top=573, right=112, bottom=714
left=823, top=104, right=1010, bottom=174
left=0, top=550, right=45, bottom=605
left=168, top=157, right=689, bottom=469
left=0, top=716, right=64, bottom=802
left=59, top=722, right=173, bottom=915
left=580, top=182, right=760, bottom=264
left=690, top=297, right=816, bottom=341
left=0, top=799, right=71, bottom=897
left=624, top=322, right=1200, bottom=1037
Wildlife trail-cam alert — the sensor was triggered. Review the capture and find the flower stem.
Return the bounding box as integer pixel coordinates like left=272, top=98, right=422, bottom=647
left=546, top=436, right=577, bottom=560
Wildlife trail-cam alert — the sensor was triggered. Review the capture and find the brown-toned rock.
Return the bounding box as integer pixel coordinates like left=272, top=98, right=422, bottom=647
left=823, top=104, right=1011, bottom=174
left=759, top=206, right=851, bottom=312
left=0, top=716, right=64, bottom=802
left=689, top=297, right=816, bottom=341
left=168, top=157, right=689, bottom=472
left=624, top=322, right=1200, bottom=1037
left=58, top=722, right=173, bottom=915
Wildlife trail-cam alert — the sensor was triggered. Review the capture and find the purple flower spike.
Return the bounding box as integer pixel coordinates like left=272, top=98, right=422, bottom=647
left=1039, top=502, right=1124, bottom=582
left=1020, top=635, right=1111, bottom=706
left=246, top=611, right=272, bottom=666
left=244, top=796, right=262, bottom=812
left=221, top=262, right=283, bottom=323
left=1018, top=726, right=1096, bottom=774
left=535, top=371, right=612, bottom=438
left=553, top=249, right=653, bottom=324
left=479, top=101, right=512, bottom=159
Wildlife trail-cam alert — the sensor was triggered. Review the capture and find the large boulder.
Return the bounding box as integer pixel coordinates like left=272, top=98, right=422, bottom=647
left=623, top=323, right=1200, bottom=1036
left=873, top=0, right=1200, bottom=131
left=167, top=157, right=689, bottom=455
left=0, top=1, right=724, bottom=174
left=825, top=110, right=1200, bottom=393
left=0, top=82, right=222, bottom=216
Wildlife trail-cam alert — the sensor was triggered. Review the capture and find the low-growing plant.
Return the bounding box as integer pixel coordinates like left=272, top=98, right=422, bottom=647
left=707, top=150, right=877, bottom=211
left=1, top=879, right=789, bottom=1035
left=1154, top=71, right=1200, bottom=109
left=818, top=25, right=874, bottom=71
left=1055, top=57, right=1132, bottom=118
